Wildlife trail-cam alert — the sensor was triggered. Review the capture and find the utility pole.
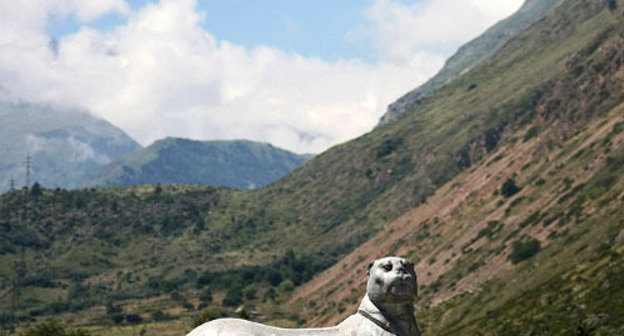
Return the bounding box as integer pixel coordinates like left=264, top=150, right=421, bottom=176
left=9, top=176, right=14, bottom=191
left=24, top=154, right=31, bottom=188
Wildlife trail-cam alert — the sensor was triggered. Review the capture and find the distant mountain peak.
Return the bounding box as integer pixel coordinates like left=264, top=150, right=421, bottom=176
left=0, top=101, right=141, bottom=192
left=83, top=138, right=311, bottom=189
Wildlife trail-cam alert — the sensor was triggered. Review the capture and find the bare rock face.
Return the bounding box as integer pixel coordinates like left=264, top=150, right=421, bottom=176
left=187, top=256, right=420, bottom=336
left=378, top=92, right=427, bottom=126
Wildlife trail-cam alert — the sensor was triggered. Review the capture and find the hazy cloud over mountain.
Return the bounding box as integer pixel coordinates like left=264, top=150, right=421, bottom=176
left=0, top=0, right=522, bottom=153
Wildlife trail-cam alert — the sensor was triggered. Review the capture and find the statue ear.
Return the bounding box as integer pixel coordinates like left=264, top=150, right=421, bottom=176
left=367, top=260, right=375, bottom=275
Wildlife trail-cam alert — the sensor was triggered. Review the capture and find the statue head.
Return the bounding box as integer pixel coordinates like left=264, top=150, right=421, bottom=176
left=366, top=256, right=418, bottom=306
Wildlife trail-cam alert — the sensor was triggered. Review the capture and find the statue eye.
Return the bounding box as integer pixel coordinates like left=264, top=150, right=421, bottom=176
left=382, top=264, right=392, bottom=272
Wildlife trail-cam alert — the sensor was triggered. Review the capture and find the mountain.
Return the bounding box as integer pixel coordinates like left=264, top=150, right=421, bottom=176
left=0, top=101, right=141, bottom=193
left=292, top=0, right=624, bottom=333
left=84, top=138, right=312, bottom=189
left=378, top=0, right=565, bottom=125
left=2, top=0, right=624, bottom=334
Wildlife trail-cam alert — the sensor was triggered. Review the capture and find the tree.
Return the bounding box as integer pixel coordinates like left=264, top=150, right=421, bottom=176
left=267, top=270, right=283, bottom=287
left=199, top=288, right=213, bottom=304
left=30, top=182, right=43, bottom=196
left=222, top=284, right=243, bottom=307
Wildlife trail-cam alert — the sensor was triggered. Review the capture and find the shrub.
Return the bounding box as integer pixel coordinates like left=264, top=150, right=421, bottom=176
left=523, top=127, right=539, bottom=142
left=125, top=314, right=143, bottom=324
left=278, top=280, right=295, bottom=293
left=501, top=179, right=520, bottom=198
left=111, top=314, right=124, bottom=324
left=151, top=310, right=169, bottom=321
left=19, top=320, right=91, bottom=336
left=263, top=288, right=277, bottom=302
left=222, top=285, right=243, bottom=307
left=376, top=138, right=403, bottom=158
left=196, top=272, right=212, bottom=288
left=199, top=288, right=213, bottom=304
left=267, top=270, right=283, bottom=287
left=105, top=299, right=121, bottom=314
left=243, top=287, right=257, bottom=300
left=572, top=65, right=584, bottom=77
left=182, top=302, right=195, bottom=311
left=509, top=238, right=541, bottom=264
left=192, top=309, right=221, bottom=328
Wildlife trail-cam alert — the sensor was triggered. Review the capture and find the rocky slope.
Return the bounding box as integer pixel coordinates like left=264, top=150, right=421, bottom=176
left=84, top=138, right=312, bottom=189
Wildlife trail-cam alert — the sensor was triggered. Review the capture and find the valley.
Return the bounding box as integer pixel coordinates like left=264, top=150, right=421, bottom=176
left=2, top=0, right=624, bottom=335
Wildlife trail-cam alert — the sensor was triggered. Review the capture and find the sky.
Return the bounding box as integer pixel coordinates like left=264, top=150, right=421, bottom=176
left=0, top=0, right=524, bottom=154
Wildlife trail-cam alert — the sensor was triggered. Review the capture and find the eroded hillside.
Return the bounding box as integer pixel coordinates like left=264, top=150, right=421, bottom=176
left=292, top=100, right=624, bottom=334
left=290, top=0, right=624, bottom=334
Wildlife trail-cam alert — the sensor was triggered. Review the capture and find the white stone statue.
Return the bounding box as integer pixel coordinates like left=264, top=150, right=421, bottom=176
left=187, top=256, right=421, bottom=336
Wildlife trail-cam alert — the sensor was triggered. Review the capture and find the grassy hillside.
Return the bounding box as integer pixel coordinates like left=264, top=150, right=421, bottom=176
left=290, top=0, right=624, bottom=334
left=378, top=0, right=564, bottom=125
left=2, top=0, right=624, bottom=334
left=293, top=102, right=624, bottom=335
left=84, top=138, right=312, bottom=189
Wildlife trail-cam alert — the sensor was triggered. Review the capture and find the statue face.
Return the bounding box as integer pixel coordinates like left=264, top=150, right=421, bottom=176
left=367, top=257, right=417, bottom=304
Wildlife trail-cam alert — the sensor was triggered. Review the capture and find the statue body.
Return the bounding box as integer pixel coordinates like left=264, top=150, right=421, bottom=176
left=187, top=257, right=420, bottom=336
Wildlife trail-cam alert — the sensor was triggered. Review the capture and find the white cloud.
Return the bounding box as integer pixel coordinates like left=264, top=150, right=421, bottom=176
left=49, top=0, right=129, bottom=21
left=365, top=0, right=524, bottom=65
left=0, top=0, right=522, bottom=154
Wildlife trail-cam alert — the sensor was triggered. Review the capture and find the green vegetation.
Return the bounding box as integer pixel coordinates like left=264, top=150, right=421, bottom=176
left=509, top=237, right=541, bottom=263
left=19, top=320, right=91, bottom=336
left=29, top=183, right=42, bottom=197
left=3, top=0, right=624, bottom=334
left=300, top=1, right=624, bottom=333
left=84, top=138, right=311, bottom=189
left=192, top=309, right=227, bottom=329
left=379, top=0, right=565, bottom=123
left=523, top=126, right=539, bottom=142
left=0, top=101, right=141, bottom=193
left=501, top=179, right=521, bottom=198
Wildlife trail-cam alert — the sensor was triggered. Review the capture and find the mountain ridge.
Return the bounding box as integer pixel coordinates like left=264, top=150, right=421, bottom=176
left=0, top=101, right=141, bottom=192
left=377, top=0, right=565, bottom=125
left=83, top=137, right=312, bottom=189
